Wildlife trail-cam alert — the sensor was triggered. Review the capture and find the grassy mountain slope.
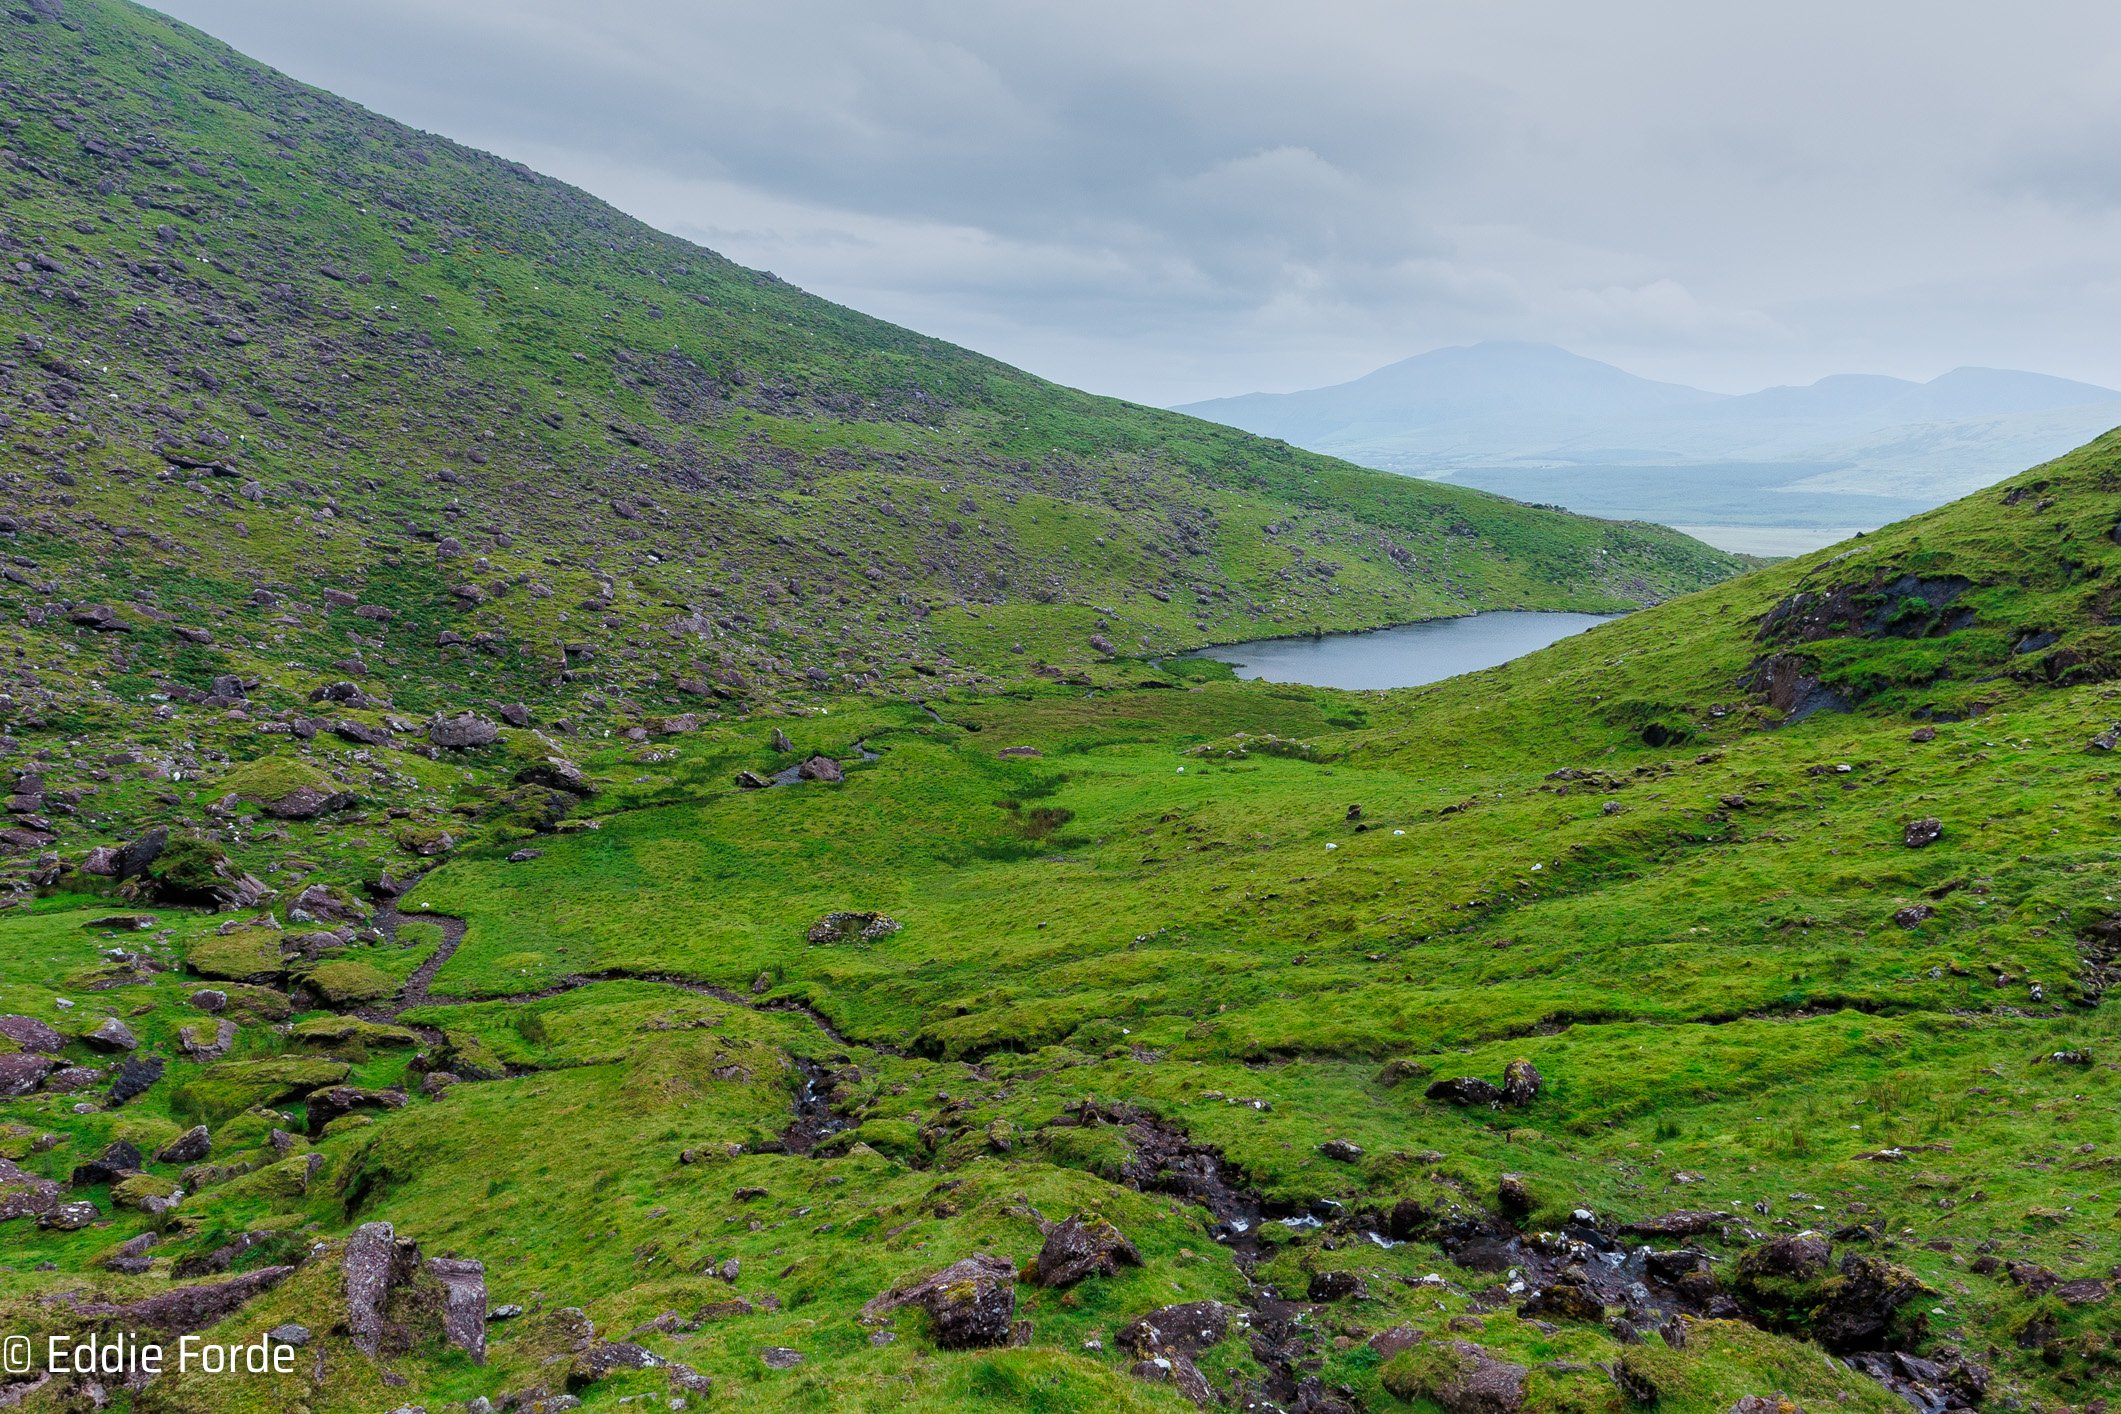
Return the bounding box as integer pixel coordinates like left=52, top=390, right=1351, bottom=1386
left=0, top=0, right=1732, bottom=751
left=5, top=427, right=2119, bottom=1413
left=6, top=3, right=2121, bottom=1414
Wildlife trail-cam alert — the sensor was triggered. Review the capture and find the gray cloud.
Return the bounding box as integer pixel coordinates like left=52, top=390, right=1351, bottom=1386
left=150, top=0, right=2121, bottom=403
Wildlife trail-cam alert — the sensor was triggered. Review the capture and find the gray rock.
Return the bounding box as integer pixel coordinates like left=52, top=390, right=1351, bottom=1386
left=343, top=1221, right=402, bottom=1358
left=81, top=1017, right=138, bottom=1052
left=428, top=713, right=500, bottom=749
left=797, top=754, right=843, bottom=783
left=0, top=1052, right=57, bottom=1098
left=427, top=1257, right=488, bottom=1364
left=157, top=1126, right=212, bottom=1165
left=1034, top=1215, right=1142, bottom=1287
left=1426, top=1076, right=1503, bottom=1106
left=0, top=1014, right=64, bottom=1054
left=859, top=1253, right=1018, bottom=1349
left=267, top=1323, right=310, bottom=1347
left=1903, top=817, right=1943, bottom=849
left=1501, top=1058, right=1543, bottom=1108
left=261, top=785, right=355, bottom=820
left=806, top=911, right=902, bottom=945
left=760, top=1346, right=805, bottom=1369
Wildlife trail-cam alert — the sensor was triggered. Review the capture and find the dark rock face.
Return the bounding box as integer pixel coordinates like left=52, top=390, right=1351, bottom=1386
left=1426, top=1076, right=1503, bottom=1106
left=1518, top=1272, right=1602, bottom=1321
left=157, top=1126, right=212, bottom=1164
left=427, top=713, right=500, bottom=749
left=427, top=1256, right=489, bottom=1364
left=0, top=1014, right=64, bottom=1053
left=1308, top=1269, right=1365, bottom=1301
left=806, top=911, right=902, bottom=945
left=860, top=1253, right=1018, bottom=1349
left=1757, top=573, right=1974, bottom=646
left=1811, top=1254, right=1927, bottom=1353
left=1319, top=1138, right=1365, bottom=1162
left=1118, top=1301, right=1231, bottom=1359
left=1033, top=1215, right=1142, bottom=1287
left=113, top=826, right=168, bottom=881
left=1496, top=1172, right=1535, bottom=1215
left=108, top=1055, right=165, bottom=1104
left=1741, top=1232, right=1833, bottom=1284
left=1128, top=1352, right=1214, bottom=1407
left=1903, top=817, right=1944, bottom=849
left=1745, top=652, right=1848, bottom=723
left=1501, top=1058, right=1542, bottom=1107
left=67, top=603, right=131, bottom=632
left=71, top=1141, right=143, bottom=1187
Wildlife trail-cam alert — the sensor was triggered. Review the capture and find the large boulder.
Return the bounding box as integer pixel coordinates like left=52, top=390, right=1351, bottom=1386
left=0, top=1014, right=64, bottom=1054
left=0, top=1156, right=61, bottom=1222
left=1811, top=1254, right=1928, bottom=1353
left=157, top=1126, right=213, bottom=1165
left=81, top=1017, right=139, bottom=1052
left=1426, top=1076, right=1503, bottom=1106
left=427, top=713, right=500, bottom=749
left=516, top=757, right=594, bottom=795
left=1118, top=1301, right=1232, bottom=1359
left=343, top=1221, right=418, bottom=1358
left=112, top=826, right=168, bottom=881
left=1501, top=1058, right=1543, bottom=1107
left=260, top=785, right=356, bottom=820
left=1380, top=1340, right=1527, bottom=1414
left=1033, top=1214, right=1142, bottom=1287
left=0, top=1053, right=57, bottom=1098
left=427, top=1256, right=489, bottom=1364
left=71, top=1141, right=144, bottom=1187
left=797, top=754, right=844, bottom=783
left=860, top=1253, right=1018, bottom=1349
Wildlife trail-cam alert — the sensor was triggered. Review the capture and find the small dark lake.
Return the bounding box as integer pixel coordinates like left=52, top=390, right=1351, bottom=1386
left=1187, top=611, right=1619, bottom=690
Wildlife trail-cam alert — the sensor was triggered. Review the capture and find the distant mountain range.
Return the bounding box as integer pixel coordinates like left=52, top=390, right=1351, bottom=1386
left=1175, top=343, right=2121, bottom=549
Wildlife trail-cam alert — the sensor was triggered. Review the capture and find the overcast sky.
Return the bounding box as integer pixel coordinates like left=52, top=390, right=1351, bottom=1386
left=151, top=0, right=2121, bottom=404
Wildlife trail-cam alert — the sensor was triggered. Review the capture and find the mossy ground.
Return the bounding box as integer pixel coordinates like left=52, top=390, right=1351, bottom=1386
left=6, top=436, right=2121, bottom=1410
left=2, top=2, right=2120, bottom=1411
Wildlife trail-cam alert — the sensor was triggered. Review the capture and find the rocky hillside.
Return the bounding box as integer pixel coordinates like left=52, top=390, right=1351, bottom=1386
left=0, top=0, right=1733, bottom=751
left=12, top=3, right=2121, bottom=1414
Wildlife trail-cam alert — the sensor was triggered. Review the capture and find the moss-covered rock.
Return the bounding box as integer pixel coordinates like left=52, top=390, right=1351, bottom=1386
left=299, top=961, right=398, bottom=1006
left=186, top=929, right=286, bottom=983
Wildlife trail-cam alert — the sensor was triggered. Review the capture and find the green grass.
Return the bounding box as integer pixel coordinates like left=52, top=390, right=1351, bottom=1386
left=5, top=2, right=2121, bottom=1410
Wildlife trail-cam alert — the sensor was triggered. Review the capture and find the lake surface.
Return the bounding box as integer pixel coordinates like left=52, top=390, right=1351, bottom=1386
left=1187, top=611, right=1618, bottom=690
